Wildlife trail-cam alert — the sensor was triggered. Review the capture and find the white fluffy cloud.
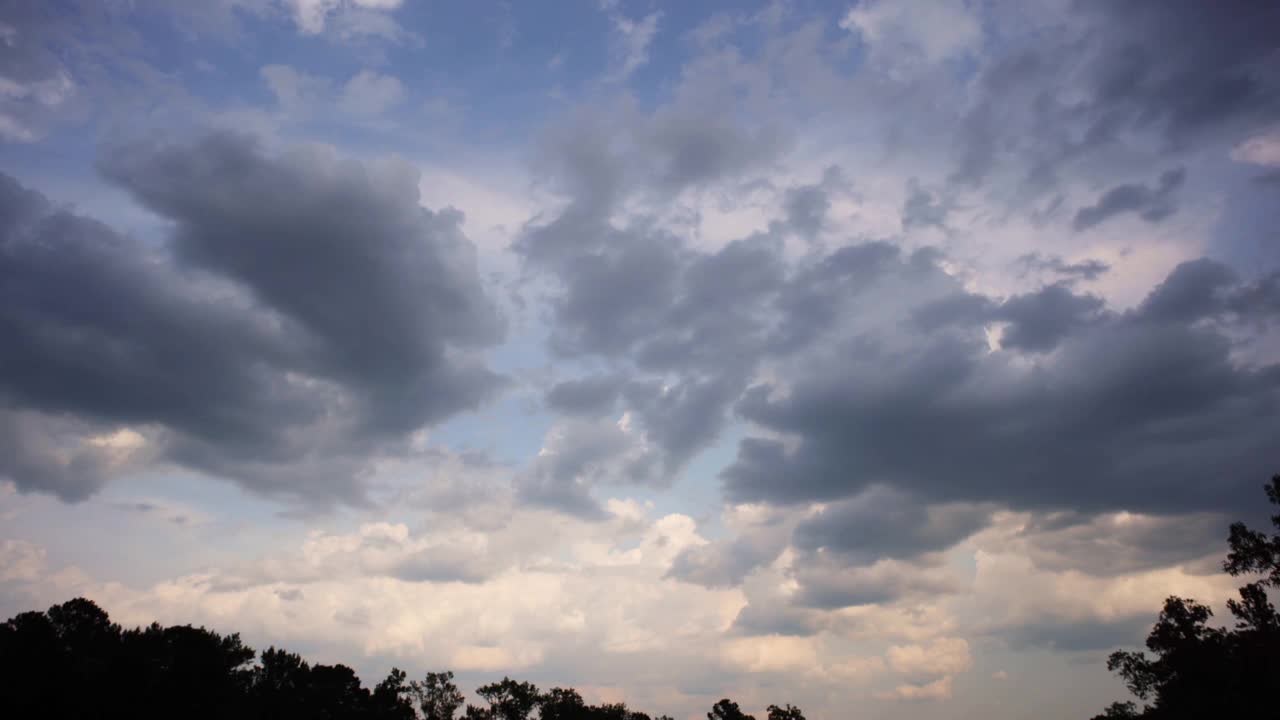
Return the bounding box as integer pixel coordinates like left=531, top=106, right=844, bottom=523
left=290, top=0, right=403, bottom=34
left=840, top=0, right=982, bottom=71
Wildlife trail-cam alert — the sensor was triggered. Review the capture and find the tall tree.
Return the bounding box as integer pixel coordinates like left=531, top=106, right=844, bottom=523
left=372, top=668, right=417, bottom=720
left=410, top=670, right=467, bottom=720
left=476, top=677, right=540, bottom=720
left=708, top=698, right=756, bottom=720
left=1090, top=475, right=1280, bottom=719
left=539, top=687, right=589, bottom=720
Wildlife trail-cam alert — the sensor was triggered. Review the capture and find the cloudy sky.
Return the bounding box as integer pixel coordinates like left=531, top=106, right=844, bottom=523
left=2, top=0, right=1279, bottom=717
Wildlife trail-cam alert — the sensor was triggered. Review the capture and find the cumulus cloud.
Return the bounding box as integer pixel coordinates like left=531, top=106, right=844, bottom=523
left=793, top=488, right=990, bottom=565
left=0, top=133, right=504, bottom=504
left=723, top=257, right=1280, bottom=517
left=947, top=1, right=1280, bottom=195
left=668, top=505, right=795, bottom=589
left=841, top=0, right=981, bottom=69
left=876, top=675, right=953, bottom=702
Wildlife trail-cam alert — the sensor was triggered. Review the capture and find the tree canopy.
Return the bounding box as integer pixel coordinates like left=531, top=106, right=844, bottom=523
left=1090, top=475, right=1280, bottom=719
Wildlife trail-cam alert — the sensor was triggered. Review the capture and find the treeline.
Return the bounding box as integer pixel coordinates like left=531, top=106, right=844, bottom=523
left=0, top=597, right=802, bottom=720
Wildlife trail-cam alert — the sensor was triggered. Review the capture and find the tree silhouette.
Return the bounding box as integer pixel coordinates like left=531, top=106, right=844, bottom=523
left=475, top=677, right=540, bottom=720
left=766, top=703, right=806, bottom=720
left=1090, top=474, right=1280, bottom=719
left=410, top=670, right=466, bottom=720
left=372, top=668, right=418, bottom=720
left=539, top=687, right=589, bottom=720
left=0, top=598, right=809, bottom=720
left=708, top=698, right=755, bottom=720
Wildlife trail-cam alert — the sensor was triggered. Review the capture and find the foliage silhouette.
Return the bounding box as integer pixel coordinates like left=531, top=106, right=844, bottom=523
left=475, top=677, right=540, bottom=720
left=1090, top=475, right=1280, bottom=719
left=0, top=600, right=791, bottom=720
left=708, top=698, right=755, bottom=720
left=410, top=670, right=465, bottom=720
left=766, top=704, right=806, bottom=720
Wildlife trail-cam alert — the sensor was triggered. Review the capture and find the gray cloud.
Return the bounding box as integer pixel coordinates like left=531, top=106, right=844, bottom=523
left=1001, top=617, right=1150, bottom=653
left=953, top=0, right=1280, bottom=190
left=730, top=598, right=825, bottom=637
left=783, top=183, right=830, bottom=239
left=901, top=181, right=952, bottom=232
left=545, top=375, right=622, bottom=416
left=0, top=133, right=504, bottom=504
left=794, top=489, right=991, bottom=565
left=791, top=556, right=960, bottom=610
left=781, top=167, right=845, bottom=239
left=913, top=282, right=1107, bottom=353
left=668, top=535, right=785, bottom=589
left=1138, top=257, right=1280, bottom=325
left=996, top=285, right=1106, bottom=352
left=724, top=260, right=1280, bottom=517
left=1072, top=168, right=1186, bottom=231
left=644, top=110, right=786, bottom=194
left=1015, top=252, right=1110, bottom=283
left=1011, top=510, right=1225, bottom=577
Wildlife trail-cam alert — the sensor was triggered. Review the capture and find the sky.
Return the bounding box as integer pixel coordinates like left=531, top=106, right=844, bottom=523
left=1, top=0, right=1279, bottom=717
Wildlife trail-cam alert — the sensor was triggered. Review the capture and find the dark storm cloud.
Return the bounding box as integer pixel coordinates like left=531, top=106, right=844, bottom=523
left=0, top=133, right=504, bottom=504
left=99, top=132, right=504, bottom=439
left=995, top=284, right=1106, bottom=352
left=723, top=260, right=1280, bottom=516
left=793, top=489, right=990, bottom=565
left=914, top=283, right=1105, bottom=352
left=768, top=241, right=919, bottom=352
left=623, top=375, right=742, bottom=472
left=1072, top=168, right=1185, bottom=231
left=911, top=292, right=995, bottom=332
left=730, top=600, right=824, bottom=638
left=1138, top=257, right=1280, bottom=325
left=1011, top=510, right=1226, bottom=577
left=954, top=0, right=1280, bottom=188
left=1073, top=0, right=1280, bottom=146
